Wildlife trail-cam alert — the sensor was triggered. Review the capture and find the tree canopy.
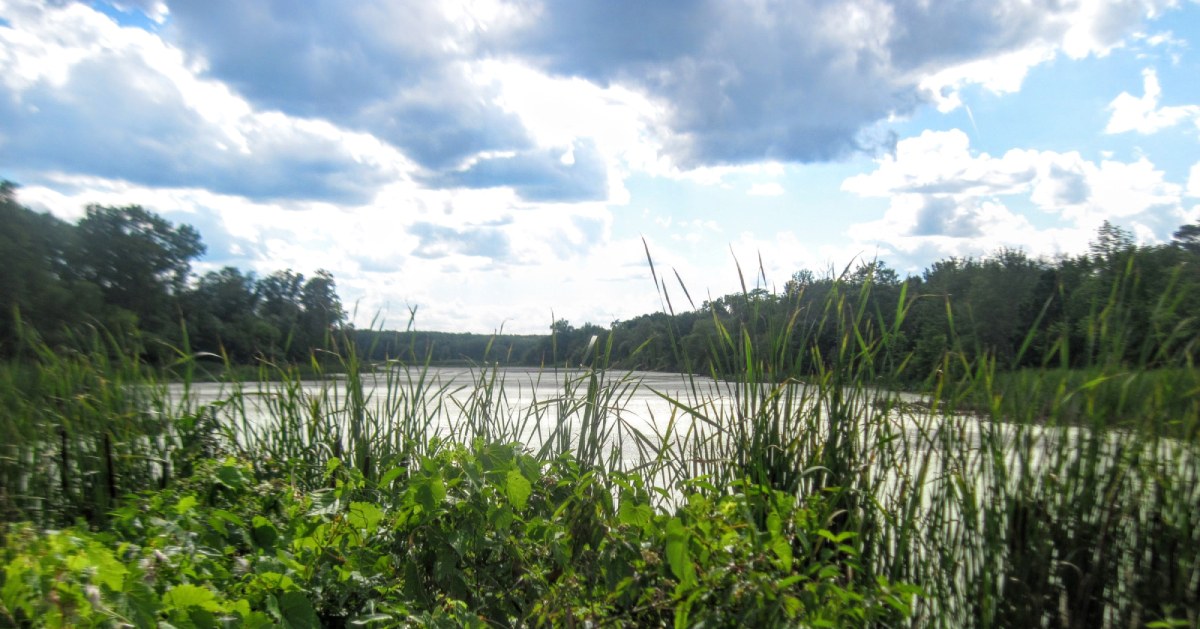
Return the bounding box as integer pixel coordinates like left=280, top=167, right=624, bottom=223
left=0, top=182, right=345, bottom=363
left=6, top=179, right=1200, bottom=380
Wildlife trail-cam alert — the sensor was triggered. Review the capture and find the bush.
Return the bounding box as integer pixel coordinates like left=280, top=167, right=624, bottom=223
left=1, top=446, right=917, bottom=628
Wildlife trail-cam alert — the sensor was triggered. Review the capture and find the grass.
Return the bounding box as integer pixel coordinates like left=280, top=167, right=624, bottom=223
left=1, top=256, right=1198, bottom=628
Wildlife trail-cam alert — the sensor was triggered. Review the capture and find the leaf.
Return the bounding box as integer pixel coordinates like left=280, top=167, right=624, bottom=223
left=86, top=543, right=128, bottom=591
left=378, top=466, right=406, bottom=489
left=506, top=470, right=532, bottom=510
left=254, top=572, right=297, bottom=592
left=771, top=535, right=794, bottom=572
left=173, top=495, right=197, bottom=515
left=347, top=502, right=384, bottom=532
left=242, top=611, right=274, bottom=629
left=189, top=608, right=217, bottom=629
left=413, top=471, right=445, bottom=512
left=767, top=513, right=783, bottom=537
left=818, top=529, right=855, bottom=543
left=279, top=592, right=320, bottom=629
left=252, top=517, right=279, bottom=551
left=782, top=595, right=802, bottom=619
left=490, top=505, right=514, bottom=530
left=124, top=582, right=161, bottom=629
left=664, top=517, right=695, bottom=586
left=618, top=500, right=653, bottom=531
left=210, top=510, right=247, bottom=528
left=163, top=584, right=220, bottom=612
left=216, top=465, right=247, bottom=491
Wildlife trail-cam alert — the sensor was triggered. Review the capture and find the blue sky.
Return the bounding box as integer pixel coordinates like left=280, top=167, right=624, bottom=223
left=2, top=0, right=1198, bottom=332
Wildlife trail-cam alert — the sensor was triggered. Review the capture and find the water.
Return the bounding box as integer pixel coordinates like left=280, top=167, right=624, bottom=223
left=169, top=367, right=732, bottom=465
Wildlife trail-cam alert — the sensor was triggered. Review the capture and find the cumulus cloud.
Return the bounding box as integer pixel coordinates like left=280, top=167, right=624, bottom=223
left=429, top=139, right=610, bottom=202
left=14, top=173, right=637, bottom=331
left=151, top=0, right=1174, bottom=181
left=1, top=0, right=1183, bottom=204
left=515, top=0, right=1173, bottom=164
left=0, top=1, right=412, bottom=203
left=408, top=222, right=512, bottom=260
left=1106, top=68, right=1200, bottom=134
left=843, top=129, right=1189, bottom=265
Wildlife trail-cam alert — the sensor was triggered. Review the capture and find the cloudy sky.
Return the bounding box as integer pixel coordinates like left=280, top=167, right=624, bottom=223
left=2, top=0, right=1199, bottom=332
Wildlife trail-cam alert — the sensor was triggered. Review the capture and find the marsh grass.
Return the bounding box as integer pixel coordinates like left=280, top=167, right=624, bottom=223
left=2, top=248, right=1198, bottom=627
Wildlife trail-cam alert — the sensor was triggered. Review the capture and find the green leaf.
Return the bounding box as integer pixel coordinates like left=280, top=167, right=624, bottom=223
left=279, top=592, right=320, bottom=629
left=252, top=517, right=279, bottom=551
left=347, top=502, right=384, bottom=532
left=124, top=582, right=161, bottom=629
left=413, top=471, right=445, bottom=512
left=86, top=543, right=128, bottom=591
left=216, top=465, right=247, bottom=491
left=173, top=495, right=197, bottom=515
left=490, top=505, right=514, bottom=530
left=254, top=572, right=297, bottom=592
left=618, top=500, right=653, bottom=531
left=378, top=466, right=406, bottom=489
left=782, top=595, right=802, bottom=619
left=664, top=517, right=695, bottom=586
left=771, top=535, right=794, bottom=572
left=163, top=584, right=220, bottom=612
left=506, top=470, right=532, bottom=510
left=210, top=510, right=247, bottom=528
left=767, top=513, right=783, bottom=537
left=189, top=608, right=217, bottom=629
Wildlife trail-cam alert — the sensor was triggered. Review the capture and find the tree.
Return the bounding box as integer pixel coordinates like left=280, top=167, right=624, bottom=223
left=71, top=204, right=205, bottom=329
left=1172, top=221, right=1200, bottom=255
left=299, top=270, right=346, bottom=348
left=1090, top=220, right=1135, bottom=262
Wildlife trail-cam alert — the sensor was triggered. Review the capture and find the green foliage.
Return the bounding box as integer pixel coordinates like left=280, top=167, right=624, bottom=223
left=1, top=452, right=915, bottom=628
left=3, top=196, right=1200, bottom=628
left=0, top=183, right=344, bottom=365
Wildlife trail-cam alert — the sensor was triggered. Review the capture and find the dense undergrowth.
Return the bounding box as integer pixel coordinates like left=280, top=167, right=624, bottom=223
left=1, top=451, right=917, bottom=628
left=3, top=243, right=1200, bottom=627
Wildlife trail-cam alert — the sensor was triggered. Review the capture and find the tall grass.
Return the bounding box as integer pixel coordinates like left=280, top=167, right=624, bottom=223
left=2, top=251, right=1198, bottom=627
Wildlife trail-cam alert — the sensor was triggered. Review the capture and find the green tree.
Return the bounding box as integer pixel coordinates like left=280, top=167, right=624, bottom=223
left=0, top=183, right=108, bottom=354
left=1172, top=221, right=1200, bottom=255
left=70, top=204, right=205, bottom=333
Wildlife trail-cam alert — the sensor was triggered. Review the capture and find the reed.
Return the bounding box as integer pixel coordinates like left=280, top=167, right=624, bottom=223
left=1, top=247, right=1197, bottom=627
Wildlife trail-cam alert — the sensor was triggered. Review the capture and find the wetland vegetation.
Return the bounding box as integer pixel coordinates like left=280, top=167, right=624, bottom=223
left=2, top=184, right=1200, bottom=627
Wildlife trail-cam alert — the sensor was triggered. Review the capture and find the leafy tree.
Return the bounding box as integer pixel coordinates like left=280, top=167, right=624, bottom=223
left=70, top=204, right=205, bottom=332
left=0, top=183, right=108, bottom=353
left=1172, top=221, right=1200, bottom=254
left=299, top=269, right=345, bottom=350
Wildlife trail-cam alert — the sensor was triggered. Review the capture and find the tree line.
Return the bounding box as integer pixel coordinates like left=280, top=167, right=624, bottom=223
left=514, top=220, right=1200, bottom=381
left=0, top=181, right=345, bottom=363
left=7, top=179, right=1200, bottom=381
left=356, top=217, right=1200, bottom=382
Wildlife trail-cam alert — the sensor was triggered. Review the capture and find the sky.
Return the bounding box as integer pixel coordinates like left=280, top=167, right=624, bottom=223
left=1, top=0, right=1198, bottom=333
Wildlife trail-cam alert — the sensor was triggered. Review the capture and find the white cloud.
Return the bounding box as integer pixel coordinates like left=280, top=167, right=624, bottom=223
left=919, top=0, right=1178, bottom=113
left=747, top=182, right=785, bottom=196
left=15, top=173, right=659, bottom=332
left=0, top=0, right=415, bottom=202
left=1105, top=68, right=1200, bottom=134
left=1188, top=161, right=1200, bottom=197
left=842, top=129, right=1190, bottom=265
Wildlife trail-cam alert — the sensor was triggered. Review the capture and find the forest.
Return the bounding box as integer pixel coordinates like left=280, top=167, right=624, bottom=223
left=6, top=179, right=1200, bottom=385
left=0, top=182, right=345, bottom=365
